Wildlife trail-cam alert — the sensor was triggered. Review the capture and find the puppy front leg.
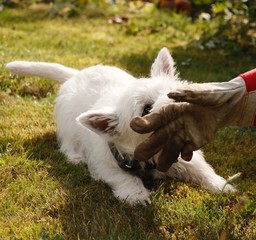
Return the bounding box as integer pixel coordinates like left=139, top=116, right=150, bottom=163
left=87, top=154, right=151, bottom=205
left=112, top=173, right=151, bottom=205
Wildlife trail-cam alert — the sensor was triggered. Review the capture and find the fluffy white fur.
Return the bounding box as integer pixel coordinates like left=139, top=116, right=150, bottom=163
left=6, top=48, right=235, bottom=205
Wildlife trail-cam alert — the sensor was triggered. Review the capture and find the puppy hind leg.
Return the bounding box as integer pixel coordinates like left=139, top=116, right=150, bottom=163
left=166, top=151, right=236, bottom=193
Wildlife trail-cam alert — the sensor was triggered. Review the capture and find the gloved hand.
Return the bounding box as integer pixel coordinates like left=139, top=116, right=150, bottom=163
left=131, top=70, right=256, bottom=172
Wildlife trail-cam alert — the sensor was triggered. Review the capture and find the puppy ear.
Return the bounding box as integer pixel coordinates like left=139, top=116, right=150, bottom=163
left=76, top=110, right=120, bottom=137
left=151, top=47, right=175, bottom=77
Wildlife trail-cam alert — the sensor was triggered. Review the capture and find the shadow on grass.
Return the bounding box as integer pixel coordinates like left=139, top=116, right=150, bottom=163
left=118, top=45, right=256, bottom=83
left=23, top=131, right=160, bottom=239
left=117, top=51, right=154, bottom=77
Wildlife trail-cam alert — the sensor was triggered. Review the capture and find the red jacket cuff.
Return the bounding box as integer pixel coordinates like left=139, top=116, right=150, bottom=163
left=239, top=68, right=256, bottom=92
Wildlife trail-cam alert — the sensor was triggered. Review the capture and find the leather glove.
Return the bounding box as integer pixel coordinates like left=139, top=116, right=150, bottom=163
left=131, top=69, right=256, bottom=172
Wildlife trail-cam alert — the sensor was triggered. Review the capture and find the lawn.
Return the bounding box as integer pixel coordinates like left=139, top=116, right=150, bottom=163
left=0, top=3, right=256, bottom=239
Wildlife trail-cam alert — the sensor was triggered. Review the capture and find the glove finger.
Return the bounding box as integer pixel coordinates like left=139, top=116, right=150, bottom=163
left=133, top=127, right=169, bottom=161
left=133, top=118, right=184, bottom=162
left=156, top=136, right=183, bottom=172
left=131, top=103, right=185, bottom=134
left=130, top=113, right=165, bottom=134
left=167, top=83, right=213, bottom=104
left=168, top=90, right=228, bottom=106
left=181, top=143, right=198, bottom=157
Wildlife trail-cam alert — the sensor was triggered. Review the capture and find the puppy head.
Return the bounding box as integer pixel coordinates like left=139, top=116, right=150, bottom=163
left=76, top=48, right=183, bottom=153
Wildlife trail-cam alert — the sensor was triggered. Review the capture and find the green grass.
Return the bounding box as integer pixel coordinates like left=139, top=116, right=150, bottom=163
left=0, top=4, right=256, bottom=239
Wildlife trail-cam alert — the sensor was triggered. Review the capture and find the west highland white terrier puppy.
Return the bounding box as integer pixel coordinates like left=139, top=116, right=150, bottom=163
left=6, top=48, right=235, bottom=205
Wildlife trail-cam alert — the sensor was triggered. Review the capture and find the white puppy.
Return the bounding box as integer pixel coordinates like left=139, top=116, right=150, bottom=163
left=6, top=48, right=235, bottom=205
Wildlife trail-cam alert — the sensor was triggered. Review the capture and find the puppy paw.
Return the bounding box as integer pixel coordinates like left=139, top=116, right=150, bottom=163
left=113, top=177, right=151, bottom=205
left=204, top=179, right=236, bottom=193
left=221, top=183, right=236, bottom=193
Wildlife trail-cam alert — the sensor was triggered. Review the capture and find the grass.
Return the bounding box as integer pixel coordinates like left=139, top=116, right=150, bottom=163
left=0, top=3, right=256, bottom=239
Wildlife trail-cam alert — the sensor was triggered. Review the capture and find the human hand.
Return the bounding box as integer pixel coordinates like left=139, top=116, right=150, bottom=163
left=131, top=76, right=248, bottom=172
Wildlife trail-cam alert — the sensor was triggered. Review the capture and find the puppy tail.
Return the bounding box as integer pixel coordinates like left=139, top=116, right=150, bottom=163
left=6, top=61, right=79, bottom=83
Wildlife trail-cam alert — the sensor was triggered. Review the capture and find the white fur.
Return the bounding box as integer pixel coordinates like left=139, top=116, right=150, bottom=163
left=6, top=48, right=235, bottom=205
left=6, top=61, right=78, bottom=83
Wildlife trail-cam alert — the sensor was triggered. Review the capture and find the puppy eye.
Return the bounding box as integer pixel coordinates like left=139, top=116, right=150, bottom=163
left=142, top=104, right=152, bottom=116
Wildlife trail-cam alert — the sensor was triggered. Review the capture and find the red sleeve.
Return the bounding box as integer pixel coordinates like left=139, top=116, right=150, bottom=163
left=239, top=68, right=256, bottom=92
left=239, top=69, right=256, bottom=126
